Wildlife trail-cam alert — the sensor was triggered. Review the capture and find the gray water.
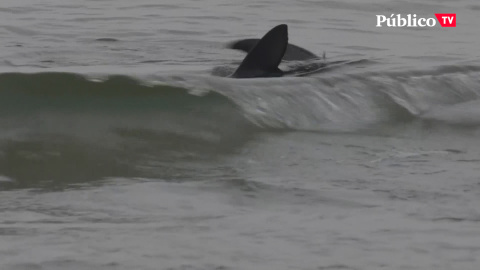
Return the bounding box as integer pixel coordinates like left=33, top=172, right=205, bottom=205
left=1, top=0, right=480, bottom=269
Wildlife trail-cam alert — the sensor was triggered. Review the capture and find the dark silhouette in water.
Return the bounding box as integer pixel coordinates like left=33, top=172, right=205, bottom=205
left=227, top=24, right=332, bottom=78
left=219, top=24, right=363, bottom=78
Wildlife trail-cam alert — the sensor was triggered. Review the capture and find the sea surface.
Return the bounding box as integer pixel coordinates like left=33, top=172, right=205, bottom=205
left=1, top=0, right=480, bottom=269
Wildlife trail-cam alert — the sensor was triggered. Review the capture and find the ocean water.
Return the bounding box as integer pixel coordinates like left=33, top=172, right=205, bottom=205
left=1, top=0, right=480, bottom=269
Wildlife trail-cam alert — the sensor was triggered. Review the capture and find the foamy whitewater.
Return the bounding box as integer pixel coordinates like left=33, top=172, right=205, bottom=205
left=1, top=0, right=480, bottom=269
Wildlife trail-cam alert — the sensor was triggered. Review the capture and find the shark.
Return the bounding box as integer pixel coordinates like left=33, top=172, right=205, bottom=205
left=225, top=24, right=329, bottom=78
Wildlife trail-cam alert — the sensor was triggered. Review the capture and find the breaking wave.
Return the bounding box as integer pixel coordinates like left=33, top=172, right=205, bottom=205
left=1, top=64, right=480, bottom=188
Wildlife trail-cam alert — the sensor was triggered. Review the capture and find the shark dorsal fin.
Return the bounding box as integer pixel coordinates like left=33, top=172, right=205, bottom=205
left=228, top=39, right=318, bottom=61
left=231, top=24, right=288, bottom=78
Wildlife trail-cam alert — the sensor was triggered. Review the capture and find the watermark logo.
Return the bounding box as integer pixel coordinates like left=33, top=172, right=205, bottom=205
left=434, top=14, right=456, bottom=27
left=376, top=14, right=456, bottom=27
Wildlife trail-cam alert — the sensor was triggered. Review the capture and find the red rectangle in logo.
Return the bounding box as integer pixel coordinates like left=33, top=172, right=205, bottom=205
left=435, top=13, right=456, bottom=27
